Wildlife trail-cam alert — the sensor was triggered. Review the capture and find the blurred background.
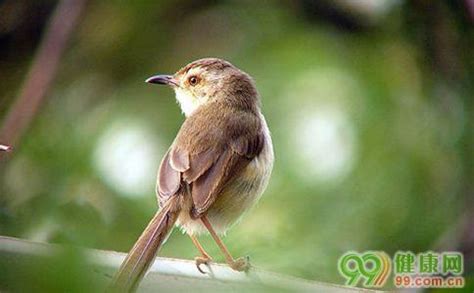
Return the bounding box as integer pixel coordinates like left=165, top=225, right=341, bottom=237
left=0, top=0, right=473, bottom=291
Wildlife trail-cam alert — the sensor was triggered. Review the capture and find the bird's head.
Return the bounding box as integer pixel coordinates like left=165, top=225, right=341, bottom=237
left=146, top=58, right=258, bottom=116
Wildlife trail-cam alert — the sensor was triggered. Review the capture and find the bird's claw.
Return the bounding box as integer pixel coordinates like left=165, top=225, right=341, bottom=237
left=195, top=256, right=212, bottom=274
left=229, top=256, right=251, bottom=272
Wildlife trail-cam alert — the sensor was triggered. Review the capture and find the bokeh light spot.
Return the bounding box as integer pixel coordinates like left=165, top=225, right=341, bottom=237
left=294, top=108, right=356, bottom=183
left=93, top=120, right=163, bottom=198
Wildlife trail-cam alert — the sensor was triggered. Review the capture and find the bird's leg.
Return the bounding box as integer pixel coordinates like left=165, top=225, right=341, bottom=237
left=201, top=215, right=250, bottom=272
left=188, top=233, right=212, bottom=274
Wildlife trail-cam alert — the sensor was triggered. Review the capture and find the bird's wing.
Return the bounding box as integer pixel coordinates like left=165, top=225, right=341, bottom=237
left=156, top=149, right=181, bottom=206
left=156, top=107, right=264, bottom=217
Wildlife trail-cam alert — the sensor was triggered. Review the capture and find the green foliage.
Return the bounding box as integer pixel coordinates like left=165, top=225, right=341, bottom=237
left=0, top=0, right=472, bottom=290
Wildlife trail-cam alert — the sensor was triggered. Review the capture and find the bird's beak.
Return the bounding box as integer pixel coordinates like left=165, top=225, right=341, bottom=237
left=145, top=75, right=178, bottom=87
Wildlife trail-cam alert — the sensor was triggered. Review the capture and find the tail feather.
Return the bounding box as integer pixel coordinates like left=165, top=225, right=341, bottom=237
left=109, top=197, right=181, bottom=292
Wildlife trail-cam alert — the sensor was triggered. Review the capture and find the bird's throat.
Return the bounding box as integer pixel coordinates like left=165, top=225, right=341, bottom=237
left=174, top=88, right=205, bottom=117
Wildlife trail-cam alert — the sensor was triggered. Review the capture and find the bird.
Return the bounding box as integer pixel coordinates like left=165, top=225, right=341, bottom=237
left=110, top=58, right=274, bottom=292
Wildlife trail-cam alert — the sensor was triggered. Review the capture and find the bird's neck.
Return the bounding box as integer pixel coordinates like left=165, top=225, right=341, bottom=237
left=176, top=94, right=260, bottom=119
left=174, top=88, right=206, bottom=117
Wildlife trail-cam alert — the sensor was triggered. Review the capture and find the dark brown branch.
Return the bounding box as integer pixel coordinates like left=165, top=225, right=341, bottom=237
left=0, top=0, right=87, bottom=147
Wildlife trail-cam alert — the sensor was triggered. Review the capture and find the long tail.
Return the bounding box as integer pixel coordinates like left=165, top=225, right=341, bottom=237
left=109, top=197, right=181, bottom=292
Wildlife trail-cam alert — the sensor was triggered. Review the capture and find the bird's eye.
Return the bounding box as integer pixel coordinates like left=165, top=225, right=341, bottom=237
left=188, top=76, right=199, bottom=86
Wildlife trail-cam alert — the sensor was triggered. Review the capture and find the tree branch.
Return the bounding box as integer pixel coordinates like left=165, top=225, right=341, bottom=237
left=0, top=0, right=87, bottom=148
left=0, top=236, right=381, bottom=292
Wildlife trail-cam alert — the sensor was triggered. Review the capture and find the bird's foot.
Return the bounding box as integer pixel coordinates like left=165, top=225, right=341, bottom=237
left=228, top=256, right=251, bottom=272
left=195, top=256, right=212, bottom=274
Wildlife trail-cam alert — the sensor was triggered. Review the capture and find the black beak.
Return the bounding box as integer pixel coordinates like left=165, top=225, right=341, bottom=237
left=145, top=75, right=178, bottom=86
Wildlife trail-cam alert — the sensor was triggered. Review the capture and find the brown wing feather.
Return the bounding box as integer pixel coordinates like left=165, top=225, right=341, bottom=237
left=183, top=148, right=219, bottom=183
left=231, top=132, right=264, bottom=158
left=169, top=147, right=190, bottom=172
left=191, top=149, right=232, bottom=213
left=157, top=149, right=181, bottom=205
left=188, top=131, right=265, bottom=218
left=156, top=104, right=264, bottom=216
left=190, top=148, right=251, bottom=218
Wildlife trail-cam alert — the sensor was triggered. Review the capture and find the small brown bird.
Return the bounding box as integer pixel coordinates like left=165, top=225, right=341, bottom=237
left=110, top=58, right=274, bottom=292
